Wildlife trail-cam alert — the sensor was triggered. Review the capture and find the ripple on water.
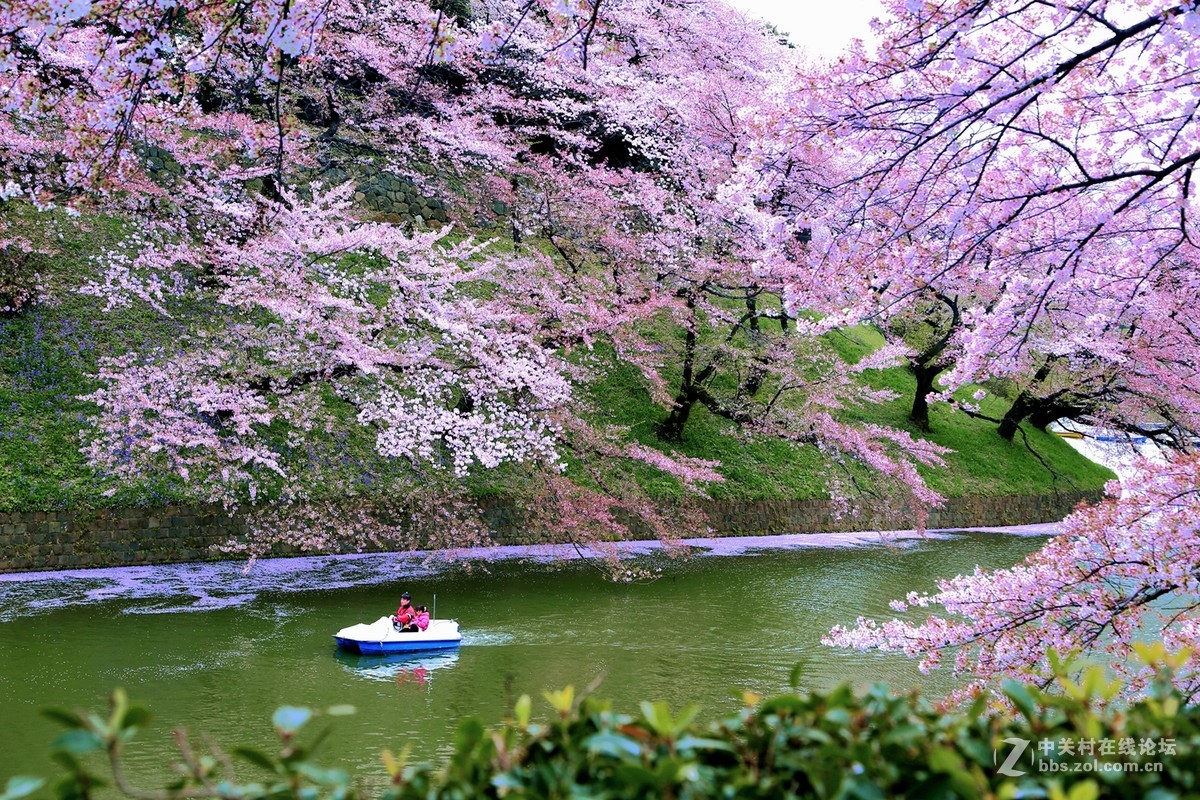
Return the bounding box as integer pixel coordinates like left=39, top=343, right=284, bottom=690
left=460, top=630, right=518, bottom=647
left=0, top=528, right=1056, bottom=782
left=123, top=594, right=260, bottom=614
left=0, top=525, right=1059, bottom=621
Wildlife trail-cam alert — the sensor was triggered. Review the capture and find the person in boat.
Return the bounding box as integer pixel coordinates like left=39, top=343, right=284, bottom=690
left=399, top=605, right=431, bottom=634
left=392, top=592, right=416, bottom=630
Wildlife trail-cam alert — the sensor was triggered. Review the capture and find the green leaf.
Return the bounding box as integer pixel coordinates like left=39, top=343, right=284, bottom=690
left=788, top=661, right=807, bottom=690
left=272, top=706, right=312, bottom=734
left=612, top=764, right=661, bottom=790
left=232, top=747, right=278, bottom=772
left=454, top=718, right=485, bottom=754
left=823, top=708, right=852, bottom=727
left=639, top=700, right=699, bottom=738
left=672, top=704, right=699, bottom=735
left=117, top=705, right=152, bottom=731
left=296, top=764, right=349, bottom=787
left=1067, top=781, right=1099, bottom=800
left=543, top=687, right=575, bottom=715
left=40, top=709, right=81, bottom=730
left=107, top=689, right=128, bottom=731
left=53, top=772, right=106, bottom=800
left=381, top=746, right=409, bottom=778
left=759, top=696, right=808, bottom=716
left=0, top=777, right=45, bottom=800
left=491, top=774, right=523, bottom=790
left=675, top=736, right=734, bottom=753
left=51, top=731, right=103, bottom=755
left=653, top=757, right=685, bottom=785
left=513, top=695, right=532, bottom=728
left=1001, top=680, right=1038, bottom=721
left=927, top=747, right=963, bottom=773
left=639, top=701, right=668, bottom=736
left=846, top=779, right=886, bottom=800
left=584, top=731, right=643, bottom=759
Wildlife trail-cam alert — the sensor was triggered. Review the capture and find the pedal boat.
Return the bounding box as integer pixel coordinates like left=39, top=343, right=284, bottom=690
left=333, top=616, right=462, bottom=654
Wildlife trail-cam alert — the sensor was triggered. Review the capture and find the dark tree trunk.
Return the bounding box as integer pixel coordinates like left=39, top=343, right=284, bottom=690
left=909, top=363, right=940, bottom=432
left=656, top=390, right=696, bottom=442
left=1028, top=394, right=1092, bottom=431
left=998, top=392, right=1036, bottom=441
left=902, top=291, right=961, bottom=434
left=742, top=292, right=765, bottom=398
left=658, top=295, right=702, bottom=442
left=1029, top=403, right=1063, bottom=431
left=998, top=359, right=1062, bottom=440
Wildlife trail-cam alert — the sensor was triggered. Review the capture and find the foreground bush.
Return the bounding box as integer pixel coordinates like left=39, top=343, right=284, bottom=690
left=5, top=656, right=1198, bottom=800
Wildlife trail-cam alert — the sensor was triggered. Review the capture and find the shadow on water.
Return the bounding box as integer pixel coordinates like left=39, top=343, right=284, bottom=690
left=0, top=531, right=1048, bottom=786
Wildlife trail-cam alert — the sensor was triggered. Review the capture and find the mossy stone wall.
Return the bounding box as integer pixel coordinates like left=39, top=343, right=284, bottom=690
left=0, top=490, right=1104, bottom=573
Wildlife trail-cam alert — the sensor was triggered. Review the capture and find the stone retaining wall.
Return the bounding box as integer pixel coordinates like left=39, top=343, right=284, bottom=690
left=700, top=491, right=1103, bottom=535
left=0, top=490, right=1104, bottom=573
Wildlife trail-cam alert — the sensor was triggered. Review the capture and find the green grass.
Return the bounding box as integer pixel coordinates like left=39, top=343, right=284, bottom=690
left=0, top=211, right=198, bottom=511
left=579, top=359, right=828, bottom=500
left=0, top=209, right=1114, bottom=512
left=846, top=365, right=1114, bottom=498
left=829, top=326, right=1115, bottom=498
left=580, top=347, right=1113, bottom=502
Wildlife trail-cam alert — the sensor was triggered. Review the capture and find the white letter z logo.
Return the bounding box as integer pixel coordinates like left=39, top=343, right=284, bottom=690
left=995, top=737, right=1029, bottom=777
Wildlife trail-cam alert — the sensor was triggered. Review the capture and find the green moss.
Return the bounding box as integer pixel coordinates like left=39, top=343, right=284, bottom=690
left=578, top=358, right=827, bottom=500
left=0, top=211, right=193, bottom=511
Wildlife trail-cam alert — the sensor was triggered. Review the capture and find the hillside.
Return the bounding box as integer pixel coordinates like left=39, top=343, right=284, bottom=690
left=0, top=208, right=1113, bottom=513
left=0, top=0, right=1118, bottom=524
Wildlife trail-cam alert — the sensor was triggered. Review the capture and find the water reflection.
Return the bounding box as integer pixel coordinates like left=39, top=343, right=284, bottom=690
left=334, top=650, right=461, bottom=684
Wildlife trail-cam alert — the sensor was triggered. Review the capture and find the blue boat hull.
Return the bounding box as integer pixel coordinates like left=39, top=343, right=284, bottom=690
left=334, top=636, right=462, bottom=654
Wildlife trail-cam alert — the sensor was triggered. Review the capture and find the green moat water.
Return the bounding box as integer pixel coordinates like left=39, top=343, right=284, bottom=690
left=0, top=531, right=1046, bottom=788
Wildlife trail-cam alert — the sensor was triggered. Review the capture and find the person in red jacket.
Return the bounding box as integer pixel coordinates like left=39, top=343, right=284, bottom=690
left=398, top=604, right=431, bottom=633
left=392, top=592, right=416, bottom=630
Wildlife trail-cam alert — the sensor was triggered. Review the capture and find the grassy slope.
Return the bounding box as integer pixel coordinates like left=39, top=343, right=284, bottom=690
left=586, top=350, right=1114, bottom=502
left=0, top=214, right=1114, bottom=512
left=0, top=212, right=193, bottom=511
left=827, top=326, right=1115, bottom=499
left=578, top=315, right=1114, bottom=501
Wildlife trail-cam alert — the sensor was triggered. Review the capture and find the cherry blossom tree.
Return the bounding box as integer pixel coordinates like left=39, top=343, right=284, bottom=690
left=810, top=0, right=1200, bottom=698
left=1, top=0, right=960, bottom=560
left=476, top=3, right=952, bottom=518
left=827, top=455, right=1200, bottom=703
left=268, top=0, right=953, bottom=519
left=804, top=0, right=1197, bottom=406
left=0, top=0, right=786, bottom=554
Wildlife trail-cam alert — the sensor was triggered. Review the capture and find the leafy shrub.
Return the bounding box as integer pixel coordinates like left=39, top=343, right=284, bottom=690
left=6, top=653, right=1199, bottom=800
